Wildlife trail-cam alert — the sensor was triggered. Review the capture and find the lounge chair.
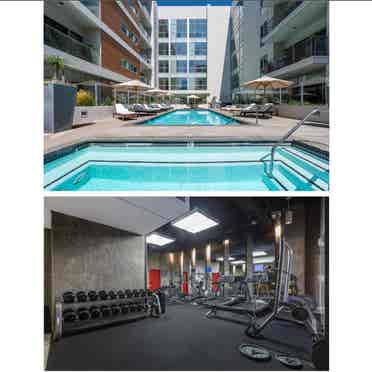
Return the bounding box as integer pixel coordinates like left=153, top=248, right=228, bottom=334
left=132, top=104, right=158, bottom=115
left=258, top=103, right=275, bottom=118
left=239, top=103, right=260, bottom=117
left=143, top=104, right=162, bottom=113
left=240, top=103, right=275, bottom=118
left=114, top=104, right=137, bottom=120
left=149, top=103, right=168, bottom=111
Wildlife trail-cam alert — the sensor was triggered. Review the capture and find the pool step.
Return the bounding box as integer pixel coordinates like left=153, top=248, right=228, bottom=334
left=272, top=164, right=318, bottom=191
left=276, top=148, right=329, bottom=190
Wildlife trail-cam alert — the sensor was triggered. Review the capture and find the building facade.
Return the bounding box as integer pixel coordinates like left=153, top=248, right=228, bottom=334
left=44, top=0, right=153, bottom=102
left=231, top=0, right=329, bottom=105
left=152, top=4, right=231, bottom=104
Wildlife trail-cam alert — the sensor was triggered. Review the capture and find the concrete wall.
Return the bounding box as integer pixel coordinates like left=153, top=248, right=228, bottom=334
left=73, top=106, right=114, bottom=125
left=50, top=211, right=146, bottom=300
left=277, top=104, right=329, bottom=124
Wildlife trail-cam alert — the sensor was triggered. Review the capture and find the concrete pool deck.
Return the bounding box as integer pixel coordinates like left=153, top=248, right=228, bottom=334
left=44, top=111, right=329, bottom=155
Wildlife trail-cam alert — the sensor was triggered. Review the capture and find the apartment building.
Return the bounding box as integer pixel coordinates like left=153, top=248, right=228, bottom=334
left=231, top=0, right=329, bottom=105
left=44, top=0, right=154, bottom=101
left=152, top=3, right=231, bottom=104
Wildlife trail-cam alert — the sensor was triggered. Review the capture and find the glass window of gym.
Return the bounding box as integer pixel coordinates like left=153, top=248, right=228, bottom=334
left=190, top=42, right=207, bottom=56
left=170, top=42, right=187, bottom=56
left=171, top=77, right=188, bottom=90
left=159, top=42, right=169, bottom=56
left=189, top=19, right=207, bottom=38
left=176, top=19, right=187, bottom=38
left=159, top=78, right=169, bottom=90
left=159, top=60, right=169, bottom=73
left=158, top=19, right=169, bottom=38
left=189, top=60, right=207, bottom=73
left=176, top=60, right=188, bottom=73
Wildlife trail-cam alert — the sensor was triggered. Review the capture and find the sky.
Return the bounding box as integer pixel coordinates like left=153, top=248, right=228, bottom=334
left=157, top=0, right=232, bottom=6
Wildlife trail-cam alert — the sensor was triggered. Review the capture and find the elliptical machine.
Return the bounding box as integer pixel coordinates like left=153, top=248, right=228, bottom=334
left=244, top=211, right=328, bottom=370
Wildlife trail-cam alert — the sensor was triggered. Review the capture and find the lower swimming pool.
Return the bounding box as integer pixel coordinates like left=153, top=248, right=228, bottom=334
left=44, top=143, right=329, bottom=191
left=142, top=109, right=238, bottom=125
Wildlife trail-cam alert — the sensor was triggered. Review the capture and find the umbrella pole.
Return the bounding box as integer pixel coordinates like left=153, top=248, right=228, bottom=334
left=127, top=90, right=129, bottom=105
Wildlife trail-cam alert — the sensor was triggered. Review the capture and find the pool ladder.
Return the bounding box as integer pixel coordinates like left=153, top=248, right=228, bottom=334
left=260, top=108, right=321, bottom=178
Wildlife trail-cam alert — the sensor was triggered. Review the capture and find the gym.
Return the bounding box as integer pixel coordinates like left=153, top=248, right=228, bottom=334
left=44, top=196, right=328, bottom=370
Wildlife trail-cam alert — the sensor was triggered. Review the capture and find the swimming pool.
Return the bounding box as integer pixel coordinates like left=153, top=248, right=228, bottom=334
left=142, top=109, right=238, bottom=126
left=44, top=143, right=329, bottom=191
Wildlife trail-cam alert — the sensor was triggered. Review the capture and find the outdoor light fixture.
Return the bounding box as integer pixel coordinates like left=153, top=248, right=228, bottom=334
left=206, top=244, right=211, bottom=263
left=252, top=251, right=267, bottom=257
left=169, top=252, right=174, bottom=265
left=146, top=233, right=175, bottom=246
left=171, top=209, right=219, bottom=234
left=191, top=248, right=196, bottom=267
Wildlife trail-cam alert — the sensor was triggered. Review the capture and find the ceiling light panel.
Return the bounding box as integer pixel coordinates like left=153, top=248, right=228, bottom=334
left=146, top=233, right=174, bottom=246
left=172, top=210, right=218, bottom=234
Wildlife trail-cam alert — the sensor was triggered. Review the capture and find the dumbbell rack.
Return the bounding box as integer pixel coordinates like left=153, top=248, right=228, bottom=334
left=54, top=290, right=162, bottom=340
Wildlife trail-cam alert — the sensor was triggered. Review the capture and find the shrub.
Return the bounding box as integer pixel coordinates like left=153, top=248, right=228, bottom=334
left=76, top=89, right=96, bottom=106
left=101, top=96, right=113, bottom=106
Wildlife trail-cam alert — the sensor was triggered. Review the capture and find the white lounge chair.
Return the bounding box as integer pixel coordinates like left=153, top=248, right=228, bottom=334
left=114, top=104, right=137, bottom=120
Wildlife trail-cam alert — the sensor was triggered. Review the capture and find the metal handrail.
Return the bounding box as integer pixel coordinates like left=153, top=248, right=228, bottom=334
left=261, top=108, right=321, bottom=178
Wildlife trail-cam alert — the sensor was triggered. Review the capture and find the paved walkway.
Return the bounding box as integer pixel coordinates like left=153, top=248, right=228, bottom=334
left=44, top=112, right=329, bottom=154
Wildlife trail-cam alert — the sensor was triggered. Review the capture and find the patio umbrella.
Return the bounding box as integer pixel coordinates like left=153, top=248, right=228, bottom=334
left=241, top=76, right=293, bottom=123
left=146, top=88, right=167, bottom=104
left=113, top=80, right=151, bottom=104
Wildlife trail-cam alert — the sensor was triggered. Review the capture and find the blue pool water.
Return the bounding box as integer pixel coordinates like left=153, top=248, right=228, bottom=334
left=44, top=143, right=329, bottom=191
left=143, top=109, right=238, bottom=125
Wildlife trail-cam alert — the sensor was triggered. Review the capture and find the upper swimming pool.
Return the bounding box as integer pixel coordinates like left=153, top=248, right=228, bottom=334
left=142, top=109, right=238, bottom=126
left=44, top=143, right=329, bottom=191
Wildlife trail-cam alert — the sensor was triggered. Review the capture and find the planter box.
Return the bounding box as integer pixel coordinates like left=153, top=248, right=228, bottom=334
left=73, top=106, right=114, bottom=125
left=277, top=104, right=329, bottom=124
left=44, top=82, right=77, bottom=133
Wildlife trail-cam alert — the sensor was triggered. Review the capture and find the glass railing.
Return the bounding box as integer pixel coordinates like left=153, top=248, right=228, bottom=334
left=79, top=0, right=99, bottom=17
left=263, top=36, right=328, bottom=73
left=44, top=24, right=99, bottom=64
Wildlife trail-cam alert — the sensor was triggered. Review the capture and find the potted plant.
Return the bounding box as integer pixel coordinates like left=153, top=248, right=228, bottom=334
left=44, top=55, right=77, bottom=133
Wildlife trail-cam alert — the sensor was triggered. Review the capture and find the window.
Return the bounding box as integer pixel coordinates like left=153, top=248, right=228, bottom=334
left=176, top=60, right=188, bottom=73
left=121, top=24, right=138, bottom=45
left=260, top=55, right=269, bottom=74
left=189, top=60, right=207, bottom=73
left=159, top=78, right=169, bottom=90
left=189, top=77, right=207, bottom=90
left=170, top=42, right=187, bottom=56
left=171, top=78, right=188, bottom=90
left=159, top=20, right=169, bottom=38
left=189, top=19, right=207, bottom=38
left=159, top=43, right=169, bottom=56
left=159, top=60, right=169, bottom=73
left=120, top=59, right=137, bottom=73
left=176, top=19, right=187, bottom=38
left=190, top=42, right=207, bottom=56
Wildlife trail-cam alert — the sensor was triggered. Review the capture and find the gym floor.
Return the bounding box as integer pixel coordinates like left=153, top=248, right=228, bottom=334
left=46, top=303, right=316, bottom=371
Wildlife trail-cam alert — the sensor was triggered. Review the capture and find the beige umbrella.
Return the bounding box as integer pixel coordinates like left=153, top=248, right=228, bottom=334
left=113, top=79, right=151, bottom=104
left=145, top=88, right=167, bottom=104
left=241, top=76, right=293, bottom=123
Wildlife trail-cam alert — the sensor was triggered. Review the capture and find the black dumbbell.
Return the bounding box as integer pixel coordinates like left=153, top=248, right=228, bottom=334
left=108, top=290, right=117, bottom=300
left=63, top=291, right=75, bottom=304
left=76, top=291, right=87, bottom=302
left=63, top=308, right=76, bottom=322
left=132, top=289, right=140, bottom=298
left=89, top=306, right=101, bottom=319
left=88, top=290, right=98, bottom=301
left=117, top=290, right=125, bottom=299
left=124, top=289, right=133, bottom=298
left=111, top=304, right=121, bottom=316
left=120, top=303, right=129, bottom=315
left=99, top=290, right=108, bottom=301
left=101, top=305, right=111, bottom=317
left=77, top=307, right=90, bottom=321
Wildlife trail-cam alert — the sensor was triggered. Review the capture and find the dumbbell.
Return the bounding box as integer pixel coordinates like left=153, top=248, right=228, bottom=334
left=77, top=307, right=90, bottom=321
left=99, top=290, right=108, bottom=301
left=76, top=291, right=87, bottom=302
left=124, top=289, right=133, bottom=298
left=111, top=304, right=121, bottom=316
left=108, top=290, right=117, bottom=300
left=88, top=290, right=98, bottom=301
left=100, top=305, right=111, bottom=317
left=89, top=306, right=101, bottom=319
left=63, top=308, right=76, bottom=322
left=117, top=290, right=125, bottom=299
left=139, top=289, right=146, bottom=297
left=132, top=289, right=140, bottom=298
left=63, top=291, right=75, bottom=304
left=120, top=303, right=129, bottom=315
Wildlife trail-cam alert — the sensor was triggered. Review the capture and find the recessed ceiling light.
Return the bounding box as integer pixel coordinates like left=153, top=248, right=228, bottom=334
left=146, top=233, right=174, bottom=246
left=216, top=257, right=224, bottom=261
left=232, top=260, right=246, bottom=265
left=253, top=251, right=267, bottom=257
left=171, top=209, right=219, bottom=234
left=228, top=256, right=235, bottom=261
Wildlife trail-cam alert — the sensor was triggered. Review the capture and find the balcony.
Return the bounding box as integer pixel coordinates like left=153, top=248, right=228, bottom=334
left=263, top=36, right=328, bottom=78
left=44, top=24, right=99, bottom=65
left=137, top=0, right=152, bottom=25
left=261, top=1, right=327, bottom=43
left=79, top=0, right=99, bottom=17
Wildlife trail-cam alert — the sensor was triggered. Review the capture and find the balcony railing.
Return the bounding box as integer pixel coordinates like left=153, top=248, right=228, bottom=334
left=261, top=1, right=304, bottom=38
left=79, top=0, right=99, bottom=17
left=262, top=36, right=328, bottom=74
left=44, top=24, right=99, bottom=65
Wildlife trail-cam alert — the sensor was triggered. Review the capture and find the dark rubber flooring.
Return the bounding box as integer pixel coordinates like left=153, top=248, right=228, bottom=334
left=46, top=303, right=316, bottom=371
